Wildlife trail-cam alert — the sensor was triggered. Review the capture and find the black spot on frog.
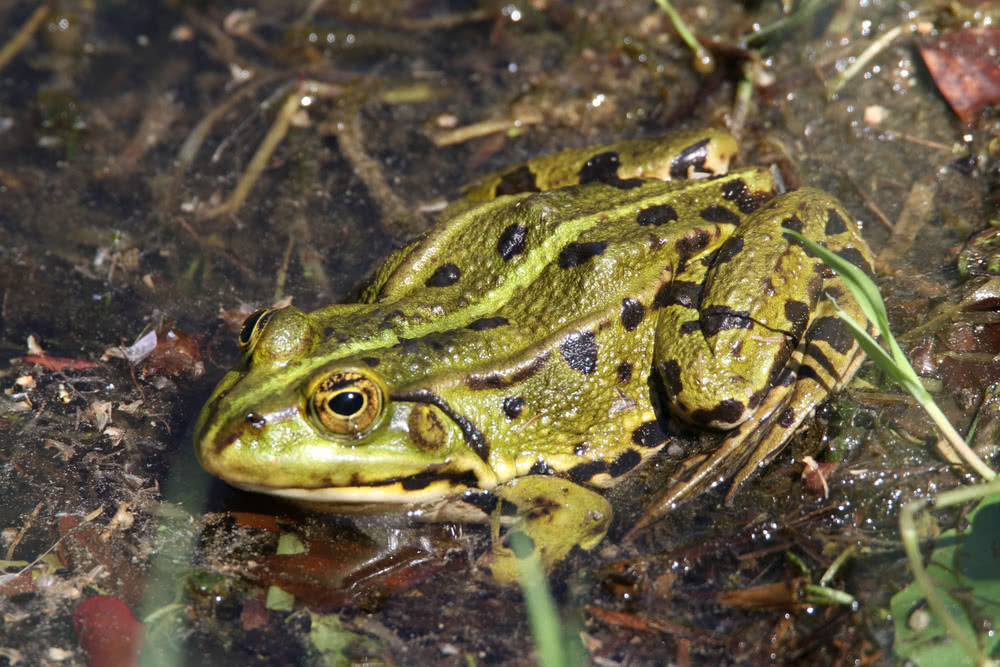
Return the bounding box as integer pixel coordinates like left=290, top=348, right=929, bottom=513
left=498, top=224, right=528, bottom=260
left=558, top=241, right=608, bottom=268
left=620, top=298, right=646, bottom=331
left=495, top=165, right=541, bottom=196
left=699, top=205, right=741, bottom=224
left=467, top=316, right=509, bottom=331
left=578, top=152, right=644, bottom=189
left=631, top=421, right=667, bottom=448
left=425, top=263, right=461, bottom=287
left=502, top=396, right=524, bottom=419
left=637, top=204, right=678, bottom=226
left=560, top=331, right=598, bottom=375
left=609, top=449, right=642, bottom=477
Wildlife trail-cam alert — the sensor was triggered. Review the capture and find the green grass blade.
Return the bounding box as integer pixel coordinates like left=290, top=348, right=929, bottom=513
left=508, top=531, right=576, bottom=667
left=784, top=226, right=999, bottom=664
left=782, top=229, right=916, bottom=383
left=823, top=300, right=909, bottom=388
left=781, top=227, right=995, bottom=483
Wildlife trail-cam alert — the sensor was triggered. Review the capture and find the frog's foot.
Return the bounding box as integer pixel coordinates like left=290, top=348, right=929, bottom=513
left=478, top=475, right=611, bottom=584
left=625, top=302, right=868, bottom=542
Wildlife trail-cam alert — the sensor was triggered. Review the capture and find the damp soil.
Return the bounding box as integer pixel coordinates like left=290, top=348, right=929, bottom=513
left=2, top=1, right=1000, bottom=665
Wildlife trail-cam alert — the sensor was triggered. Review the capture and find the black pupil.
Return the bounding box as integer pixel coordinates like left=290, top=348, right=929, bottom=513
left=329, top=391, right=364, bottom=416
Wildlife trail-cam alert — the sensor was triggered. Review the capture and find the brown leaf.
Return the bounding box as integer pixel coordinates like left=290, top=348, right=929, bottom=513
left=920, top=27, right=1000, bottom=123
left=141, top=324, right=204, bottom=379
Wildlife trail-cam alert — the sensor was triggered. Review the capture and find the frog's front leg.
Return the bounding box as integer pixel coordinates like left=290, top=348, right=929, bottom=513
left=478, top=475, right=611, bottom=583
left=640, top=189, right=874, bottom=525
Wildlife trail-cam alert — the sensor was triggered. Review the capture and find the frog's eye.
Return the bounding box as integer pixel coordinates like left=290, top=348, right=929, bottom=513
left=310, top=370, right=384, bottom=438
left=238, top=309, right=274, bottom=353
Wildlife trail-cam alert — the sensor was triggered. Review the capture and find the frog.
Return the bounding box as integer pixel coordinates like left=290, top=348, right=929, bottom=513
left=958, top=225, right=1000, bottom=277
left=194, top=128, right=874, bottom=581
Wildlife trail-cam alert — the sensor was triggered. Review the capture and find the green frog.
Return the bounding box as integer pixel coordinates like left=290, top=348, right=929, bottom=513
left=194, top=129, right=874, bottom=581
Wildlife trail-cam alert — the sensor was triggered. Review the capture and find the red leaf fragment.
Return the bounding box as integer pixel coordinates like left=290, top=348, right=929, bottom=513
left=231, top=511, right=284, bottom=531
left=586, top=605, right=657, bottom=631
left=13, top=354, right=99, bottom=371
left=57, top=517, right=147, bottom=608
left=256, top=543, right=450, bottom=610
left=716, top=579, right=810, bottom=610
left=73, top=596, right=144, bottom=667
left=920, top=27, right=1000, bottom=123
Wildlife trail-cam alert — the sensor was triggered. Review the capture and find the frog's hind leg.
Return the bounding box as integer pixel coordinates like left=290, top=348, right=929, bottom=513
left=720, top=304, right=868, bottom=502
left=628, top=189, right=874, bottom=540
left=625, top=301, right=867, bottom=542
left=663, top=297, right=867, bottom=507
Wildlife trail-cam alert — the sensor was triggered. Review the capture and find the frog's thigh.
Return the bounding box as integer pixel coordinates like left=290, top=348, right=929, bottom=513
left=655, top=192, right=830, bottom=429
left=634, top=191, right=872, bottom=522
left=718, top=243, right=871, bottom=498
left=653, top=294, right=866, bottom=509
left=721, top=303, right=867, bottom=498
left=479, top=476, right=611, bottom=583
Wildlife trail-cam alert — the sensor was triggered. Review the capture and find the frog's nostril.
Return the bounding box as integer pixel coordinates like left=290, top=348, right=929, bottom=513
left=245, top=412, right=267, bottom=429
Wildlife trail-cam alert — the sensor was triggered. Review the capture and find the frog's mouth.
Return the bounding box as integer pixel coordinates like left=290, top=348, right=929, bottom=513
left=230, top=468, right=485, bottom=505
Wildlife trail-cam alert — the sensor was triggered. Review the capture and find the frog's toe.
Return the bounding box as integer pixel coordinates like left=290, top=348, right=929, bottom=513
left=479, top=476, right=611, bottom=583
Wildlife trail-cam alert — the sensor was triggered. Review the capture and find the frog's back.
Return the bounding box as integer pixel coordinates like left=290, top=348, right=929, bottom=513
left=356, top=168, right=777, bottom=346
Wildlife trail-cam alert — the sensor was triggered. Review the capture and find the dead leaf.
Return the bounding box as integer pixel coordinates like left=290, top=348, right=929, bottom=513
left=920, top=27, right=1000, bottom=123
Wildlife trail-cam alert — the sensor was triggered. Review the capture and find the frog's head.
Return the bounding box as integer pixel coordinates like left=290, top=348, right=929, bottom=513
left=194, top=307, right=498, bottom=507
